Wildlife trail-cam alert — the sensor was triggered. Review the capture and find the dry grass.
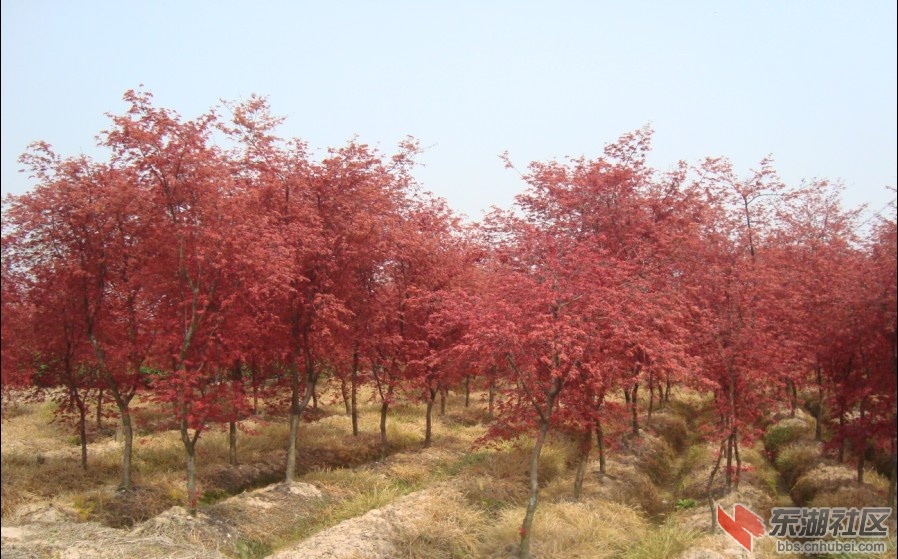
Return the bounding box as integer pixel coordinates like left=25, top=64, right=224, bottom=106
left=455, top=436, right=576, bottom=514
left=479, top=501, right=648, bottom=559
left=392, top=487, right=488, bottom=559
left=0, top=391, right=440, bottom=524
left=6, top=386, right=830, bottom=559
left=775, top=441, right=821, bottom=487
left=648, top=412, right=689, bottom=453
left=620, top=519, right=699, bottom=559
left=792, top=461, right=890, bottom=507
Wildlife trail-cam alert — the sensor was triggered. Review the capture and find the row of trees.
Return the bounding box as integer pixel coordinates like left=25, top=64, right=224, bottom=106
left=2, top=92, right=895, bottom=559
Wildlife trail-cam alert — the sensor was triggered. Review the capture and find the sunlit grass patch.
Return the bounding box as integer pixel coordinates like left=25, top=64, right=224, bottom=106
left=620, top=519, right=699, bottom=559
left=392, top=487, right=487, bottom=559
left=479, top=501, right=648, bottom=559
left=793, top=462, right=889, bottom=508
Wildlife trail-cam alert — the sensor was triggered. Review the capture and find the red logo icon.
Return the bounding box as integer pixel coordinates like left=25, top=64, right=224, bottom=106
left=718, top=504, right=765, bottom=551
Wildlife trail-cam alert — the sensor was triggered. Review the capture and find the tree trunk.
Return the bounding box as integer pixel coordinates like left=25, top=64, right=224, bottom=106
left=733, top=432, right=741, bottom=491
left=725, top=432, right=734, bottom=491
left=78, top=398, right=88, bottom=470
left=596, top=419, right=606, bottom=476
left=185, top=439, right=198, bottom=513
left=286, top=349, right=319, bottom=482
left=630, top=382, right=639, bottom=435
left=379, top=401, right=390, bottom=460
left=857, top=399, right=867, bottom=484
left=519, top=420, right=550, bottom=559
left=573, top=427, right=592, bottom=500
left=286, top=360, right=301, bottom=483
left=857, top=444, right=866, bottom=485
left=664, top=375, right=671, bottom=404
left=228, top=421, right=238, bottom=467
left=351, top=349, right=359, bottom=436
left=252, top=381, right=259, bottom=415
left=814, top=366, right=824, bottom=441
left=838, top=412, right=846, bottom=462
left=311, top=385, right=318, bottom=411
left=424, top=388, right=436, bottom=448
left=464, top=375, right=471, bottom=408
left=787, top=379, right=797, bottom=418
left=647, top=372, right=655, bottom=420
left=119, top=403, right=134, bottom=490
left=178, top=415, right=202, bottom=513
left=439, top=386, right=447, bottom=416
left=488, top=374, right=496, bottom=420
left=340, top=378, right=351, bottom=415
left=707, top=437, right=727, bottom=533
left=96, top=388, right=104, bottom=429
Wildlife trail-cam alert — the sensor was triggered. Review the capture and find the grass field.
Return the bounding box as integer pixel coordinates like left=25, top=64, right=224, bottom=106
left=2, top=386, right=894, bottom=559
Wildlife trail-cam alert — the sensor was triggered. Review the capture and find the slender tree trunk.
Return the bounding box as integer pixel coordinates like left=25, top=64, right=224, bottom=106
left=733, top=432, right=741, bottom=491
left=519, top=420, right=550, bottom=559
left=424, top=388, right=437, bottom=448
left=596, top=419, right=606, bottom=476
left=573, top=427, right=592, bottom=500
left=286, top=344, right=319, bottom=482
left=857, top=445, right=866, bottom=485
left=286, top=360, right=301, bottom=483
left=228, top=421, right=238, bottom=467
left=311, top=385, right=318, bottom=411
left=96, top=388, right=104, bottom=429
left=252, top=382, right=259, bottom=416
left=464, top=375, right=471, bottom=408
left=78, top=398, right=88, bottom=470
left=488, top=373, right=496, bottom=420
left=117, top=400, right=134, bottom=490
left=664, top=375, right=671, bottom=404
left=178, top=414, right=202, bottom=513
left=340, top=378, right=351, bottom=415
left=351, top=349, right=359, bottom=436
left=838, top=412, right=846, bottom=462
left=379, top=400, right=389, bottom=460
left=857, top=399, right=867, bottom=484
left=647, top=372, right=655, bottom=419
left=787, top=379, right=797, bottom=418
left=184, top=438, right=198, bottom=513
left=707, top=437, right=727, bottom=532
left=439, top=386, right=447, bottom=416
left=630, top=383, right=639, bottom=435
left=815, top=366, right=824, bottom=441
left=725, top=432, right=734, bottom=491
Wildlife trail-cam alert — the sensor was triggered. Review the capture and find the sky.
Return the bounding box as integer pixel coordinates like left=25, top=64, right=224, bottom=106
left=2, top=1, right=896, bottom=222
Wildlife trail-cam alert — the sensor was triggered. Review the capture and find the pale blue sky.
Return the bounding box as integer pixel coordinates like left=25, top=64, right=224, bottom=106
left=2, top=1, right=896, bottom=221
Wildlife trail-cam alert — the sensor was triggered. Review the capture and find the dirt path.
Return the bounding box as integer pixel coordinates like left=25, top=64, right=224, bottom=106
left=1, top=481, right=324, bottom=559
left=268, top=484, right=449, bottom=559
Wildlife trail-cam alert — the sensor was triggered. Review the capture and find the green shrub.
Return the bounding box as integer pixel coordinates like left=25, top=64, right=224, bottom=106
left=675, top=498, right=697, bottom=510
left=764, top=418, right=812, bottom=457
